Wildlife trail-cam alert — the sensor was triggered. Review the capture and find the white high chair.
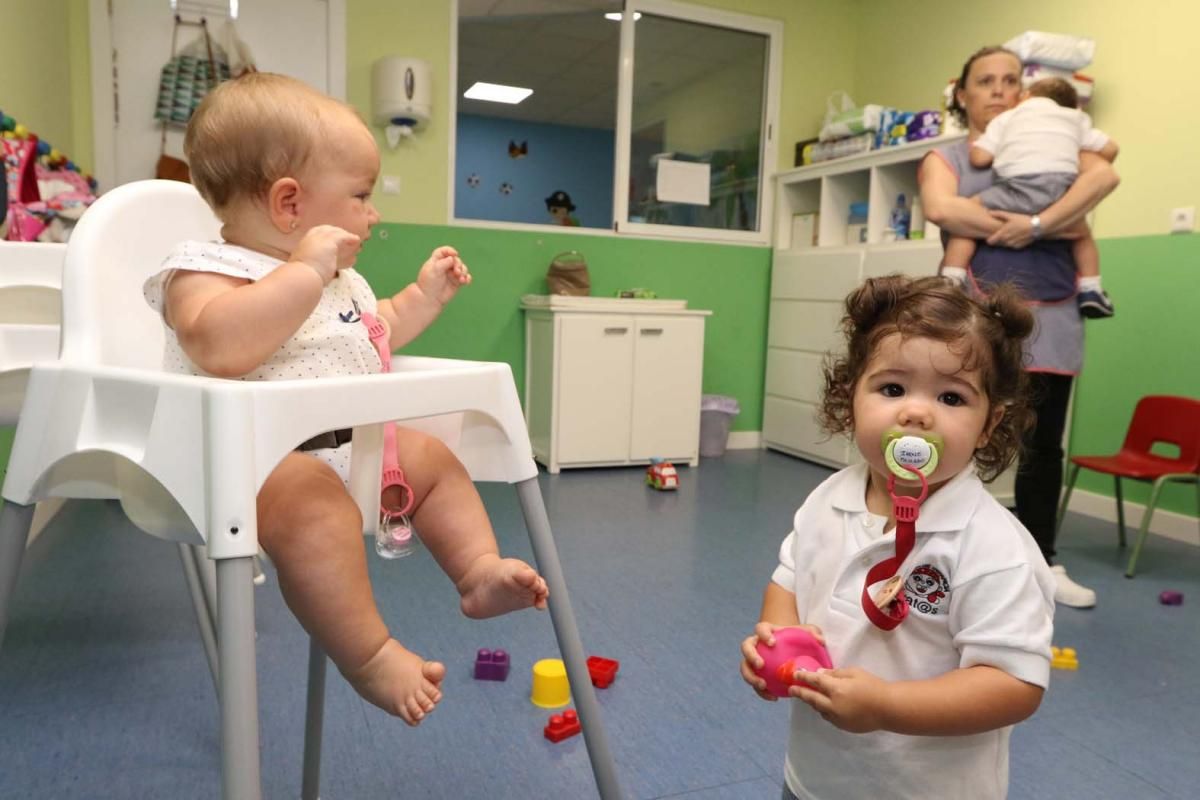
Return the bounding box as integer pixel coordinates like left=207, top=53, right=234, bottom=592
left=0, top=180, right=623, bottom=800
left=0, top=240, right=69, bottom=538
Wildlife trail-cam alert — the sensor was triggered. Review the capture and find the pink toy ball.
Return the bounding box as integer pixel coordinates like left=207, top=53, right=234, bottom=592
left=754, top=627, right=834, bottom=698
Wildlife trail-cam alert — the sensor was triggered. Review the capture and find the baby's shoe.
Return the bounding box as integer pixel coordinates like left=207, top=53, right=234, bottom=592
left=1078, top=288, right=1115, bottom=319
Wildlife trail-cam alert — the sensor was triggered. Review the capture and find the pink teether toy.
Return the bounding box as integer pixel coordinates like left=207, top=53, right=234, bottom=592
left=754, top=627, right=834, bottom=698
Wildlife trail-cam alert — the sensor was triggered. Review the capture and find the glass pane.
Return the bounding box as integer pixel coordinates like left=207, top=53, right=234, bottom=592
left=455, top=1, right=621, bottom=229
left=627, top=15, right=767, bottom=232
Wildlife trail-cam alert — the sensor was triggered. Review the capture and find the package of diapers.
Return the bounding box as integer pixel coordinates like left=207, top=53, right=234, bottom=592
left=1003, top=31, right=1095, bottom=70
left=819, top=91, right=885, bottom=142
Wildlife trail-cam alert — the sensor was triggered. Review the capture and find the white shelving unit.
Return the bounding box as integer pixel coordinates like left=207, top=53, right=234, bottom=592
left=763, top=132, right=1015, bottom=503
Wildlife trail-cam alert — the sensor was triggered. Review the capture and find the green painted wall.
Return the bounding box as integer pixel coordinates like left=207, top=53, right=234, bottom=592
left=354, top=224, right=771, bottom=430
left=1071, top=236, right=1200, bottom=516
left=2, top=0, right=90, bottom=172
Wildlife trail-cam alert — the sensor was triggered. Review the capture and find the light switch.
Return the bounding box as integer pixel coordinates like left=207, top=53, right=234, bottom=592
left=1169, top=206, right=1194, bottom=234
left=381, top=175, right=401, bottom=195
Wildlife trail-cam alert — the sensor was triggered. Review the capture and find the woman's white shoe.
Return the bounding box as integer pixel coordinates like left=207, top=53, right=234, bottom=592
left=1051, top=564, right=1096, bottom=608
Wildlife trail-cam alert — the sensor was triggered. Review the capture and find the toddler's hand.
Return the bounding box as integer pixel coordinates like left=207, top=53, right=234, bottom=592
left=416, top=246, right=472, bottom=307
left=789, top=666, right=889, bottom=734
left=293, top=224, right=363, bottom=283
left=740, top=622, right=825, bottom=702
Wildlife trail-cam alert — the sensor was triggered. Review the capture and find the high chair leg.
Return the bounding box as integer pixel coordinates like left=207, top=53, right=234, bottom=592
left=515, top=478, right=623, bottom=800
left=178, top=543, right=220, bottom=692
left=217, top=556, right=262, bottom=800
left=301, top=637, right=328, bottom=800
left=0, top=501, right=36, bottom=652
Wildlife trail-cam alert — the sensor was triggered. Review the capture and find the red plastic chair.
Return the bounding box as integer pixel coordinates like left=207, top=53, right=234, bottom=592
left=1056, top=395, right=1200, bottom=577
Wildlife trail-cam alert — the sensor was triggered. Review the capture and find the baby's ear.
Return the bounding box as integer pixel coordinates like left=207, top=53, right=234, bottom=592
left=977, top=404, right=1006, bottom=448
left=267, top=177, right=302, bottom=233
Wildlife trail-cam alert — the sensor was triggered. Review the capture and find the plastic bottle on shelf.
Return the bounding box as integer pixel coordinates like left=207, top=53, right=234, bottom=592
left=889, top=193, right=911, bottom=241
left=909, top=197, right=925, bottom=240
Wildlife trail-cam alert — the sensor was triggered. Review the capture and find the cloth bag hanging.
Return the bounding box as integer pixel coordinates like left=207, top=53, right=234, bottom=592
left=154, top=17, right=228, bottom=182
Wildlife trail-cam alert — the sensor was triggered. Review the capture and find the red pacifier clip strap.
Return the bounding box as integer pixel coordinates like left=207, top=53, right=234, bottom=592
left=361, top=311, right=414, bottom=516
left=861, top=466, right=927, bottom=631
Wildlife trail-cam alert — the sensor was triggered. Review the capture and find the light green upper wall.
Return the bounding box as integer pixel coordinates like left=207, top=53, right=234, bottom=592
left=347, top=2, right=454, bottom=225
left=351, top=0, right=860, bottom=224
left=851, top=0, right=1199, bottom=239
left=3, top=0, right=90, bottom=170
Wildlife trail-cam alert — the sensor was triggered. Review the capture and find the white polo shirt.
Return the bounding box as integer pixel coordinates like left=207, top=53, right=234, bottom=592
left=771, top=463, right=1055, bottom=800
left=973, top=96, right=1110, bottom=178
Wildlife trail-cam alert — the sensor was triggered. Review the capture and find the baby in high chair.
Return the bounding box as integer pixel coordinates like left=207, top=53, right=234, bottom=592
left=142, top=72, right=548, bottom=726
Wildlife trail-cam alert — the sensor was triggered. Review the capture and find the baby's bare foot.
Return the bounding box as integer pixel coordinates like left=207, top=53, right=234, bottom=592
left=343, top=639, right=445, bottom=725
left=458, top=555, right=550, bottom=619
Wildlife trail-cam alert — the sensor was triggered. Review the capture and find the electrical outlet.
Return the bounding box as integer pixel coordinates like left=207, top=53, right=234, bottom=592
left=1169, top=206, right=1195, bottom=234
left=381, top=175, right=401, bottom=195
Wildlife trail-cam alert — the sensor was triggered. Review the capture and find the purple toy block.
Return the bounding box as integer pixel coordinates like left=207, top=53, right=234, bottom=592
left=1159, top=590, right=1184, bottom=606
left=473, top=648, right=511, bottom=681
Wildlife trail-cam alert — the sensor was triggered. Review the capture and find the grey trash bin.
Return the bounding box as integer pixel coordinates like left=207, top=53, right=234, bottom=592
left=699, top=394, right=740, bottom=457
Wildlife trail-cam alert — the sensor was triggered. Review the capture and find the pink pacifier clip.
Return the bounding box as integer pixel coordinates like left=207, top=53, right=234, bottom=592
left=361, top=312, right=416, bottom=556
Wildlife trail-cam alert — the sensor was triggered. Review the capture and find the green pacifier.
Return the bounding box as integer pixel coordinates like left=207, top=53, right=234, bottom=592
left=882, top=431, right=944, bottom=479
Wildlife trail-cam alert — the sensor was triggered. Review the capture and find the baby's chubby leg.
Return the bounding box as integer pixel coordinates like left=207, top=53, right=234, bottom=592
left=394, top=428, right=550, bottom=618
left=257, top=452, right=444, bottom=725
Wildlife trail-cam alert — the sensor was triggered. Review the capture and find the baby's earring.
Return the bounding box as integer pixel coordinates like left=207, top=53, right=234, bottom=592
left=289, top=219, right=299, bottom=232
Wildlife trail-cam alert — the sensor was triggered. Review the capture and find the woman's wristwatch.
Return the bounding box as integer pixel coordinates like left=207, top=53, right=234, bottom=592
left=1030, top=214, right=1043, bottom=240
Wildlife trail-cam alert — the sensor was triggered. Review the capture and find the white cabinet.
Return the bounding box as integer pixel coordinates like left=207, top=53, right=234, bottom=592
left=522, top=298, right=710, bottom=473
left=764, top=137, right=960, bottom=467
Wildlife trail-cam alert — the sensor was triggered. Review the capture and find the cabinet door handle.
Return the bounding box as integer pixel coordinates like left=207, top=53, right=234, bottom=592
left=603, top=326, right=629, bottom=335
left=640, top=328, right=664, bottom=335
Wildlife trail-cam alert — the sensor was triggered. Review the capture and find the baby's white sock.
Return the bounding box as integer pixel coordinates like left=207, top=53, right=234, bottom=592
left=1078, top=276, right=1103, bottom=292
left=940, top=266, right=968, bottom=283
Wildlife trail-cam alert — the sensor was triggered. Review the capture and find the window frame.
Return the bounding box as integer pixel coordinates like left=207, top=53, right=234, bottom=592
left=447, top=0, right=782, bottom=246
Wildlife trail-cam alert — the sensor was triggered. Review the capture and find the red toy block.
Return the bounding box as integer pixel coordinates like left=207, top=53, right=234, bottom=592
left=586, top=656, right=620, bottom=688
left=544, top=709, right=581, bottom=743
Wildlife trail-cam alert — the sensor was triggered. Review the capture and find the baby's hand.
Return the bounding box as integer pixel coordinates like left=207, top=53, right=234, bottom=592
left=740, top=622, right=825, bottom=702
left=416, top=246, right=472, bottom=307
left=293, top=224, right=363, bottom=283
left=789, top=666, right=889, bottom=734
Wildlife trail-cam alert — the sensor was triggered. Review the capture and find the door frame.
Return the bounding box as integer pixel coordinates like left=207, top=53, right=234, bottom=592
left=87, top=0, right=346, bottom=191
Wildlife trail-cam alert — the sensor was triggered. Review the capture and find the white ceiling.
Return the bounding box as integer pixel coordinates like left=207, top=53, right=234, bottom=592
left=457, top=2, right=764, bottom=129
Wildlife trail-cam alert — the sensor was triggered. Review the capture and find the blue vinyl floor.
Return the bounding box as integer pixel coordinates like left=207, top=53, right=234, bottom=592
left=1, top=449, right=1197, bottom=799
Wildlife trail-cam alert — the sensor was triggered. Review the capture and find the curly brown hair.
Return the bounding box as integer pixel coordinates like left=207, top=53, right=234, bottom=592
left=946, top=46, right=1022, bottom=128
left=819, top=275, right=1035, bottom=482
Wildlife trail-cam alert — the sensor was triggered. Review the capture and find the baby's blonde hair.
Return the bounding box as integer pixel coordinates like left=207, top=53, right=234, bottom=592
left=184, top=72, right=358, bottom=216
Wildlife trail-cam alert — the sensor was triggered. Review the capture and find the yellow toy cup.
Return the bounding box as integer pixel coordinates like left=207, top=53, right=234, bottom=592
left=530, top=658, right=571, bottom=708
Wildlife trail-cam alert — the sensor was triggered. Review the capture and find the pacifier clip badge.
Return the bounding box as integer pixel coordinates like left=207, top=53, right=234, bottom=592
left=861, top=433, right=940, bottom=631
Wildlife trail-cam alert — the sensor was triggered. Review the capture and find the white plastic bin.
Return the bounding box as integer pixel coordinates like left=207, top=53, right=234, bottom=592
left=699, top=394, right=740, bottom=457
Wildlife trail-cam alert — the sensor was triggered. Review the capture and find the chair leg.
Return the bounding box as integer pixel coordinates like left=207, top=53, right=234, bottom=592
left=216, top=556, right=262, bottom=800
left=0, top=501, right=36, bottom=652
left=1113, top=477, right=1126, bottom=548
left=301, top=637, right=327, bottom=800
left=178, top=544, right=220, bottom=693
left=514, top=478, right=623, bottom=800
left=1125, top=477, right=1169, bottom=579
left=1055, top=464, right=1081, bottom=534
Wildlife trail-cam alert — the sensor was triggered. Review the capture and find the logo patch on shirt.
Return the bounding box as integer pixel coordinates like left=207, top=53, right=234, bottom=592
left=904, top=564, right=950, bottom=615
left=339, top=299, right=362, bottom=323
